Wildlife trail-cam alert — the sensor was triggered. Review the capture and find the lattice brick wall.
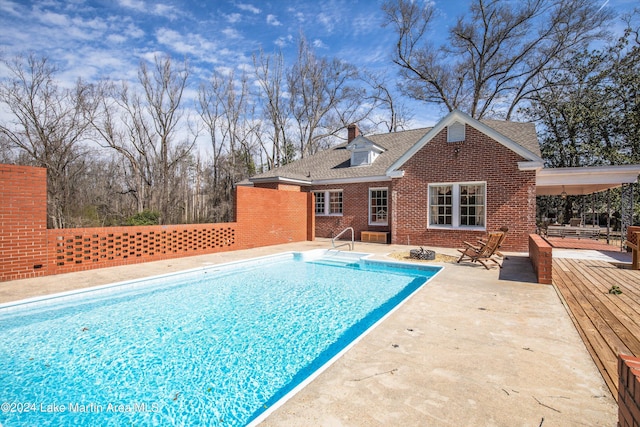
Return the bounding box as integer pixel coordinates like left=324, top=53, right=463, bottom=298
left=50, top=225, right=236, bottom=272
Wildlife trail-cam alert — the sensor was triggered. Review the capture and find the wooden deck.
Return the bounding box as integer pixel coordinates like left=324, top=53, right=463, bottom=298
left=552, top=258, right=640, bottom=400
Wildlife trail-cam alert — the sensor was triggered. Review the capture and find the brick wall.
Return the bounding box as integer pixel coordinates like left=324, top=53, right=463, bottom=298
left=234, top=185, right=313, bottom=248
left=47, top=224, right=239, bottom=275
left=391, top=125, right=536, bottom=251
left=311, top=181, right=390, bottom=241
left=618, top=354, right=640, bottom=426
left=528, top=234, right=553, bottom=284
left=0, top=165, right=48, bottom=280
left=0, top=166, right=313, bottom=282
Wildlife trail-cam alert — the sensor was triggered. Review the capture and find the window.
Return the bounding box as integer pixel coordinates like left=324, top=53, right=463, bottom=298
left=459, top=184, right=485, bottom=226
left=314, top=191, right=325, bottom=215
left=369, top=188, right=388, bottom=225
left=351, top=151, right=369, bottom=166
left=428, top=182, right=485, bottom=229
left=328, top=191, right=343, bottom=214
left=429, top=185, right=453, bottom=225
left=314, top=190, right=343, bottom=216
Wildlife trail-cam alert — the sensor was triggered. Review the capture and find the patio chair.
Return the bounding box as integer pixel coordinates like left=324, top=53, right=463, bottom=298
left=456, top=230, right=507, bottom=269
left=477, top=226, right=509, bottom=259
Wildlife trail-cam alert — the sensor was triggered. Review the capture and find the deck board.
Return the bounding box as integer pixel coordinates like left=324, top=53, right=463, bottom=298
left=553, top=258, right=640, bottom=400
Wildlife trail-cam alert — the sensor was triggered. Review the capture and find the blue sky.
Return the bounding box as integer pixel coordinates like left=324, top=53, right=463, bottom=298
left=0, top=0, right=637, bottom=129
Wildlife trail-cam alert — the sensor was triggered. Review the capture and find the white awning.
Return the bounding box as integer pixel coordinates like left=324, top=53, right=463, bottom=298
left=536, top=165, right=640, bottom=196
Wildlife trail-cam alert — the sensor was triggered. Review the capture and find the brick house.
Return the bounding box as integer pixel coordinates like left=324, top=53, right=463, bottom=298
left=244, top=110, right=541, bottom=251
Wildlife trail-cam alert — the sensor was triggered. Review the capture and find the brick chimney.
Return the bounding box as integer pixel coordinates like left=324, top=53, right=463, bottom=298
left=347, top=124, right=360, bottom=142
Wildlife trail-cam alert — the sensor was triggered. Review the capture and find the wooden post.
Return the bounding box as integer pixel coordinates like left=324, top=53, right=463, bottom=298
left=626, top=231, right=640, bottom=270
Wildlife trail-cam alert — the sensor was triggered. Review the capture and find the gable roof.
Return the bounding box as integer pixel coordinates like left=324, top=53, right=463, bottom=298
left=246, top=110, right=542, bottom=186
left=387, top=110, right=542, bottom=176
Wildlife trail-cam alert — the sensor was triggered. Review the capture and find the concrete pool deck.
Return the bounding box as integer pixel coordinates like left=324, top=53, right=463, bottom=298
left=0, top=240, right=618, bottom=426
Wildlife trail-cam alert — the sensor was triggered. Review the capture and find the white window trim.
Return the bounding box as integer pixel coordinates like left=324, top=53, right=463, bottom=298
left=314, top=189, right=343, bottom=216
left=368, top=187, right=388, bottom=226
left=427, top=181, right=486, bottom=230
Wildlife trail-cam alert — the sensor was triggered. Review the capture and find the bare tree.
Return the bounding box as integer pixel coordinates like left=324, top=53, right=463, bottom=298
left=90, top=80, right=154, bottom=215
left=382, top=0, right=614, bottom=119
left=139, top=55, right=195, bottom=224
left=91, top=55, right=195, bottom=224
left=0, top=54, right=99, bottom=228
left=362, top=71, right=413, bottom=133
left=287, top=35, right=375, bottom=157
left=197, top=68, right=259, bottom=222
left=253, top=49, right=293, bottom=169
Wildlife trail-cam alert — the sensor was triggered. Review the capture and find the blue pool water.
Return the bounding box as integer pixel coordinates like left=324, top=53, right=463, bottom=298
left=0, top=251, right=440, bottom=426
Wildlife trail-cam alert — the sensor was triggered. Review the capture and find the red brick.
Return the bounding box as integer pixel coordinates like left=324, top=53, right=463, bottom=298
left=0, top=167, right=313, bottom=282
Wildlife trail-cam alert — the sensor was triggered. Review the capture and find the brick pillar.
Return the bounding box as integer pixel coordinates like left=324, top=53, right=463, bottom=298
left=619, top=354, right=640, bottom=427
left=0, top=165, right=48, bottom=281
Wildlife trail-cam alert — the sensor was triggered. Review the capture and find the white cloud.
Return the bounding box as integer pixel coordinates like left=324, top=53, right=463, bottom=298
left=155, top=27, right=220, bottom=60
left=266, top=14, right=281, bottom=26
left=222, top=27, right=241, bottom=39
left=106, top=34, right=128, bottom=44
left=237, top=3, right=261, bottom=14
left=123, top=22, right=145, bottom=39
left=274, top=34, right=293, bottom=47
left=38, top=10, right=71, bottom=27
left=117, top=0, right=145, bottom=12
left=0, top=0, right=22, bottom=17
left=117, top=0, right=182, bottom=19
left=317, top=12, right=335, bottom=33
left=237, top=62, right=253, bottom=72
left=290, top=10, right=305, bottom=23
left=312, top=39, right=328, bottom=49
left=215, top=66, right=234, bottom=76
left=225, top=13, right=242, bottom=23
left=153, top=3, right=179, bottom=20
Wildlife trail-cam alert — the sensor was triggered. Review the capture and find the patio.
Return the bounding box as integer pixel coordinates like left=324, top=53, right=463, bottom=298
left=0, top=240, right=618, bottom=426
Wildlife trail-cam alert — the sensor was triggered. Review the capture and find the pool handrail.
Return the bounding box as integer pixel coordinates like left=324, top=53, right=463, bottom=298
left=332, top=227, right=354, bottom=251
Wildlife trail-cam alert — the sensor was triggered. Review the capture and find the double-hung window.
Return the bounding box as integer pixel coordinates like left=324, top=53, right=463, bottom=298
left=313, top=190, right=343, bottom=216
left=428, top=182, right=485, bottom=229
left=369, top=188, right=388, bottom=226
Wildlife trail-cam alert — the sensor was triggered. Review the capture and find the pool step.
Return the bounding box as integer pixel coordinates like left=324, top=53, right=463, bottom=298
left=306, top=252, right=364, bottom=268
left=307, top=258, right=361, bottom=268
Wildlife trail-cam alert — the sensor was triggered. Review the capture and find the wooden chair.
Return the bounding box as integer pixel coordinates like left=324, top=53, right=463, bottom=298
left=457, top=230, right=507, bottom=269
left=477, top=226, right=508, bottom=260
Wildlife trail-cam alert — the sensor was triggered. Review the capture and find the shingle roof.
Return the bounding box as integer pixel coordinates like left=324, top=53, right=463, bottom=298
left=479, top=120, right=541, bottom=157
left=247, top=118, right=540, bottom=184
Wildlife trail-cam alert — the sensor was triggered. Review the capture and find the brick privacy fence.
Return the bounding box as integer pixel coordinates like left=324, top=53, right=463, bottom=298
left=0, top=165, right=48, bottom=281
left=528, top=234, right=553, bottom=284
left=0, top=164, right=314, bottom=282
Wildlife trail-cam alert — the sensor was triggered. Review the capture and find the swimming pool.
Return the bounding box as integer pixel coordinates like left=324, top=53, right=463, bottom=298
left=0, top=250, right=441, bottom=426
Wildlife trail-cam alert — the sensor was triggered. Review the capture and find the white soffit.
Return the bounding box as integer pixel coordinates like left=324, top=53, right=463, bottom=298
left=536, top=165, right=640, bottom=196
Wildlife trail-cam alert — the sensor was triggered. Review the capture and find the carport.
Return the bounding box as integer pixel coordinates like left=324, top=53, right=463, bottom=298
left=535, top=164, right=640, bottom=244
